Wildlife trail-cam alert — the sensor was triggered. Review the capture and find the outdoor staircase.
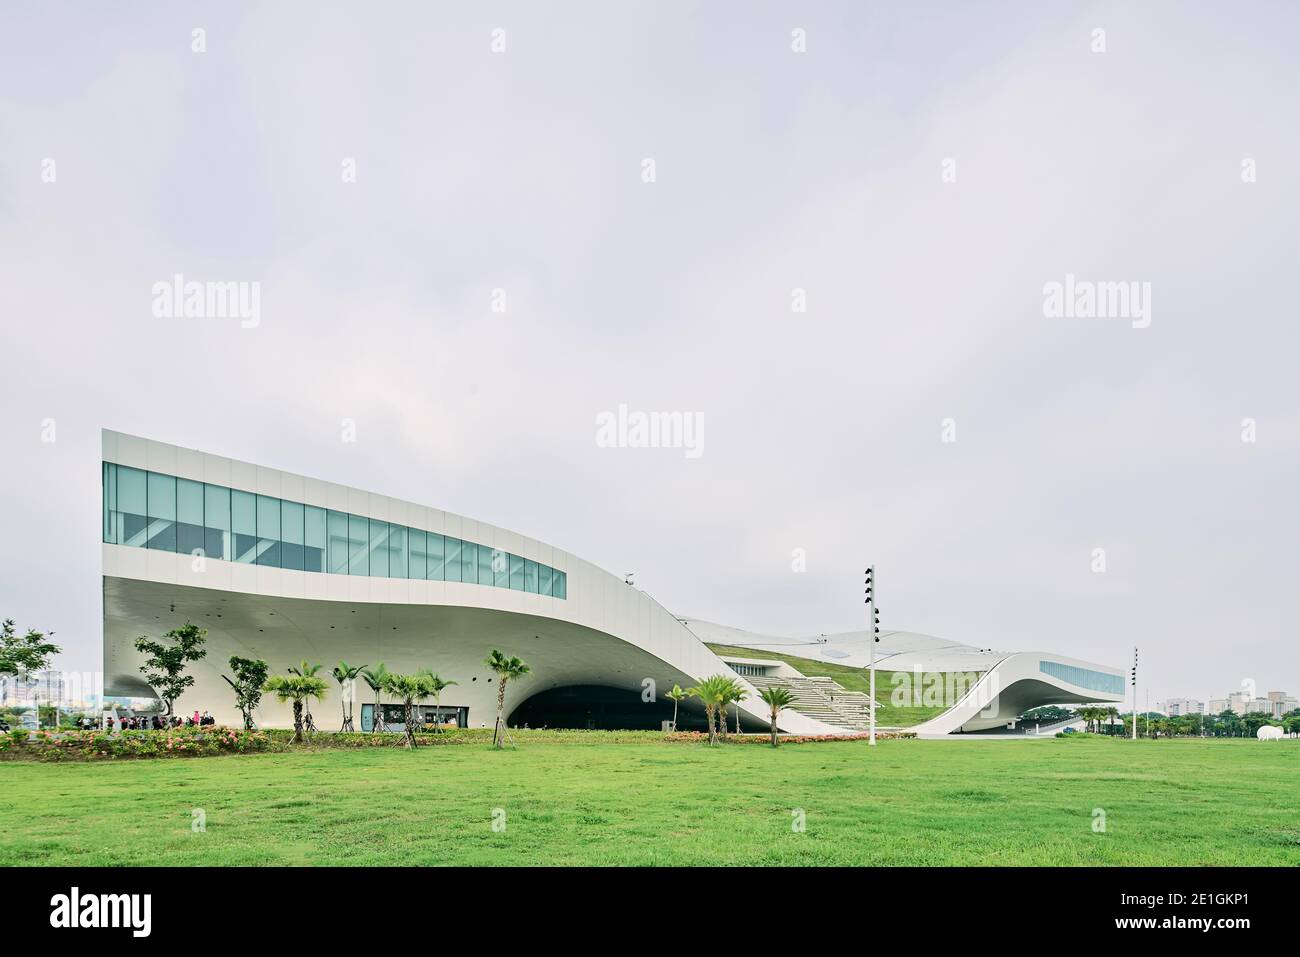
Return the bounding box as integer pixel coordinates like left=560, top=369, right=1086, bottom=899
left=746, top=674, right=877, bottom=732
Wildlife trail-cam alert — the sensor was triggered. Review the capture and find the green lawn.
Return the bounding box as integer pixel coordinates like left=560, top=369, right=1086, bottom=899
left=706, top=642, right=955, bottom=726
left=2, top=736, right=1297, bottom=866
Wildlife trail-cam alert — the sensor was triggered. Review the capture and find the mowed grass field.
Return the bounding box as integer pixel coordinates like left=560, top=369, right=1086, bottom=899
left=2, top=736, right=1297, bottom=866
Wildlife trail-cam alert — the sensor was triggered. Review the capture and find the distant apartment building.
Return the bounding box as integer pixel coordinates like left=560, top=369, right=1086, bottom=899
left=1265, top=692, right=1298, bottom=717
left=0, top=669, right=66, bottom=707
left=1165, top=698, right=1205, bottom=717
left=1195, top=692, right=1293, bottom=718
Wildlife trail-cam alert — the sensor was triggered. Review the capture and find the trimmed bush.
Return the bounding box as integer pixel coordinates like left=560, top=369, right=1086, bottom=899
left=0, top=724, right=916, bottom=761
left=0, top=726, right=279, bottom=762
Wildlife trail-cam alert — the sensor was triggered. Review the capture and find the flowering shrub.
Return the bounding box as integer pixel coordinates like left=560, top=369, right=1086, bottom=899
left=1, top=724, right=913, bottom=761
left=0, top=726, right=280, bottom=762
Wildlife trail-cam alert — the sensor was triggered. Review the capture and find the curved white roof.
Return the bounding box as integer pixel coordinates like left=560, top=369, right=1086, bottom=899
left=677, top=617, right=1008, bottom=673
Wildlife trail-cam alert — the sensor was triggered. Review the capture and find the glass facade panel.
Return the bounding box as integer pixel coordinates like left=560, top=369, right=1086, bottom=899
left=368, top=519, right=389, bottom=577
left=117, top=466, right=148, bottom=547
left=408, top=528, right=427, bottom=580
left=103, top=462, right=117, bottom=543
left=1039, top=660, right=1124, bottom=695
left=327, top=510, right=349, bottom=574
left=461, top=541, right=478, bottom=584
left=256, top=494, right=281, bottom=566
left=444, top=537, right=462, bottom=582
left=204, top=484, right=230, bottom=561
left=146, top=471, right=177, bottom=551
left=389, top=525, right=407, bottom=579
left=232, top=490, right=257, bottom=563
left=175, top=478, right=204, bottom=557
left=281, top=500, right=305, bottom=571
left=426, top=533, right=445, bottom=580
left=304, top=505, right=326, bottom=573
left=348, top=514, right=369, bottom=575
left=100, top=463, right=566, bottom=598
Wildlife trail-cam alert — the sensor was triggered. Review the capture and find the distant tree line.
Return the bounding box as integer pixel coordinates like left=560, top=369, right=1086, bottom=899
left=1021, top=703, right=1300, bottom=738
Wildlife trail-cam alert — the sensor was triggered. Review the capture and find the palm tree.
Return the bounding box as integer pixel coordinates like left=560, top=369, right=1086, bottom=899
left=361, top=663, right=390, bottom=732
left=484, top=650, right=531, bottom=748
left=382, top=672, right=436, bottom=749
left=287, top=661, right=324, bottom=731
left=686, top=675, right=731, bottom=746
left=665, top=684, right=686, bottom=732
left=425, top=673, right=458, bottom=732
left=331, top=660, right=367, bottom=731
left=758, top=686, right=793, bottom=747
left=263, top=674, right=329, bottom=744
left=721, top=677, right=748, bottom=736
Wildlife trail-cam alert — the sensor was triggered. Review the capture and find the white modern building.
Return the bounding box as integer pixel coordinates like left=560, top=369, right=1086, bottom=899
left=680, top=619, right=1125, bottom=734
left=101, top=431, right=1125, bottom=735
left=1165, top=698, right=1205, bottom=717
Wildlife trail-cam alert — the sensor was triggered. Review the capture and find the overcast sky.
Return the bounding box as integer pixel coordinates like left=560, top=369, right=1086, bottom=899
left=1, top=2, right=1296, bottom=707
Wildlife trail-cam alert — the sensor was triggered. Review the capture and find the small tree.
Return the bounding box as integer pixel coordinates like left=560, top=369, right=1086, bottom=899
left=426, top=673, right=458, bottom=732
left=686, top=675, right=732, bottom=746
left=484, top=650, right=531, bottom=749
left=221, top=656, right=269, bottom=729
left=133, top=622, right=207, bottom=717
left=758, top=686, right=793, bottom=747
left=361, top=663, right=390, bottom=732
left=0, top=620, right=61, bottom=678
left=724, top=678, right=748, bottom=735
left=665, top=684, right=686, bottom=732
left=384, top=671, right=436, bottom=749
left=287, top=661, right=324, bottom=730
left=331, top=660, right=367, bottom=731
left=263, top=674, right=328, bottom=744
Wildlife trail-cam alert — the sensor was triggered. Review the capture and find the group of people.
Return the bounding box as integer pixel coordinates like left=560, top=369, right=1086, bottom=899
left=103, top=710, right=217, bottom=731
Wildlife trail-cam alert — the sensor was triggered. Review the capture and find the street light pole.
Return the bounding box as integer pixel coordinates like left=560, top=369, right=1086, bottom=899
left=865, top=566, right=880, bottom=746
left=1130, top=646, right=1138, bottom=741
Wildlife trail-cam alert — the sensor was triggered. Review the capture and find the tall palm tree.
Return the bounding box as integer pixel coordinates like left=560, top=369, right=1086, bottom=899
left=758, top=686, right=793, bottom=747
left=686, top=675, right=731, bottom=746
left=361, top=663, right=390, bottom=732
left=484, top=650, right=531, bottom=748
left=382, top=672, right=436, bottom=749
left=424, top=673, right=458, bottom=732
left=665, top=684, right=686, bottom=732
left=263, top=674, right=329, bottom=744
left=331, top=660, right=367, bottom=731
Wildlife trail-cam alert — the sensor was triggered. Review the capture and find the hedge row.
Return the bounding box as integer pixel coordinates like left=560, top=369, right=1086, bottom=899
left=0, top=725, right=912, bottom=761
